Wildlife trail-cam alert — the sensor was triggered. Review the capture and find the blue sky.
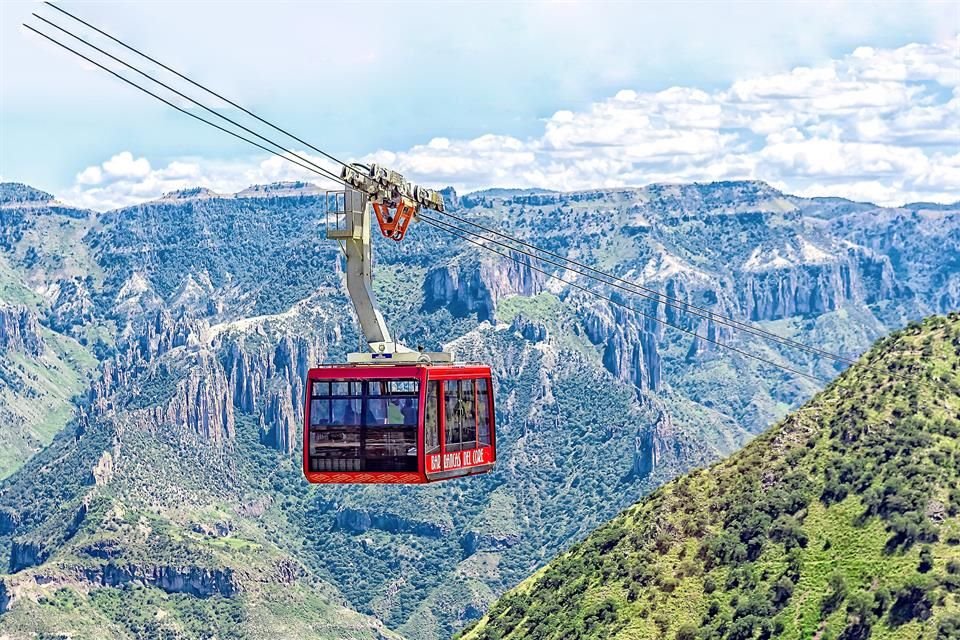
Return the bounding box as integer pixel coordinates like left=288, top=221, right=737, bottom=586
left=1, top=1, right=957, bottom=209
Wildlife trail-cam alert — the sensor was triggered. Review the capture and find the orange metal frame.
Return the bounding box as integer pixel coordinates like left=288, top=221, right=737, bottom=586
left=372, top=201, right=416, bottom=241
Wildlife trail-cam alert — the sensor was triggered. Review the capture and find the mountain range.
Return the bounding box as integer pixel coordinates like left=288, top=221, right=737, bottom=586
left=0, top=178, right=956, bottom=638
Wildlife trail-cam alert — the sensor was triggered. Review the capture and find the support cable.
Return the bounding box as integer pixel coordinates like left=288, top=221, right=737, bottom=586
left=23, top=12, right=845, bottom=384
left=31, top=14, right=346, bottom=187
left=43, top=1, right=352, bottom=173
left=30, top=5, right=861, bottom=369
left=419, top=215, right=825, bottom=383
left=432, top=208, right=859, bottom=367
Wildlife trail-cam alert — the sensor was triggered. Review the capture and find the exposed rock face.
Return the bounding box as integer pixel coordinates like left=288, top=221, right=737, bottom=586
left=573, top=240, right=897, bottom=391
left=334, top=508, right=450, bottom=538
left=461, top=530, right=522, bottom=557
left=9, top=540, right=46, bottom=573
left=825, top=207, right=960, bottom=314
left=261, top=386, right=298, bottom=452
left=85, top=306, right=340, bottom=452
left=581, top=298, right=662, bottom=392
left=225, top=340, right=260, bottom=414
left=0, top=508, right=20, bottom=535
left=511, top=315, right=548, bottom=343
left=89, top=310, right=235, bottom=443
left=146, top=352, right=235, bottom=443
left=632, top=405, right=690, bottom=479
left=222, top=332, right=330, bottom=452
left=0, top=304, right=44, bottom=356
left=439, top=186, right=460, bottom=210
left=48, top=277, right=95, bottom=334
left=91, top=309, right=206, bottom=403
left=259, top=335, right=312, bottom=452
left=89, top=451, right=114, bottom=486
left=737, top=246, right=897, bottom=321
left=9, top=503, right=88, bottom=573
left=169, top=272, right=217, bottom=316
left=114, top=271, right=164, bottom=319
left=80, top=563, right=239, bottom=597
left=423, top=254, right=545, bottom=322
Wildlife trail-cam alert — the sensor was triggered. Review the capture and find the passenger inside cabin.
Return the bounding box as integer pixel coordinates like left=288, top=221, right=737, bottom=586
left=400, top=399, right=417, bottom=425
left=386, top=399, right=405, bottom=424
left=367, top=400, right=386, bottom=424
left=342, top=402, right=358, bottom=425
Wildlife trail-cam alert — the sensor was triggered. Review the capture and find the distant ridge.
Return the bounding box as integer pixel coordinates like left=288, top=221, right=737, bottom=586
left=4, top=179, right=959, bottom=214
left=0, top=183, right=54, bottom=205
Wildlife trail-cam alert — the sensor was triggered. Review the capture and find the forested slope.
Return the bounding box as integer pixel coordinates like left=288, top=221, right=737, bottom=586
left=463, top=314, right=960, bottom=639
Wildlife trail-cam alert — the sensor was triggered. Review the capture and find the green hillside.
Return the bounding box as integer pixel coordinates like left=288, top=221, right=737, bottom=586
left=462, top=313, right=960, bottom=640
left=0, top=325, right=96, bottom=479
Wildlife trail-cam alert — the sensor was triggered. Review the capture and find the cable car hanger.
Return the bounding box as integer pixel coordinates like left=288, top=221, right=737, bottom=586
left=24, top=3, right=894, bottom=483
left=23, top=4, right=867, bottom=381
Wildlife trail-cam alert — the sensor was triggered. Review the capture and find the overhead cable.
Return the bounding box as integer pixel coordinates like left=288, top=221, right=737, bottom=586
left=23, top=9, right=843, bottom=384
left=43, top=1, right=352, bottom=173
left=419, top=215, right=825, bottom=383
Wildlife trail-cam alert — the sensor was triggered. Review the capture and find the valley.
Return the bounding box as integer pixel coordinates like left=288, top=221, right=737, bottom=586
left=0, top=179, right=956, bottom=638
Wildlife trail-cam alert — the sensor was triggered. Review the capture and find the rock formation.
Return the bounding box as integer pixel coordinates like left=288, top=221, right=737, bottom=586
left=0, top=303, right=44, bottom=356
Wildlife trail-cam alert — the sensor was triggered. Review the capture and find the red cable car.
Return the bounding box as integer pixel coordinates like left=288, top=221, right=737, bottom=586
left=303, top=364, right=496, bottom=483
left=302, top=170, right=498, bottom=483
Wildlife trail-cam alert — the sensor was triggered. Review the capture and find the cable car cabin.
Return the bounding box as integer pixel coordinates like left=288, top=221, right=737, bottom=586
left=303, top=364, right=496, bottom=483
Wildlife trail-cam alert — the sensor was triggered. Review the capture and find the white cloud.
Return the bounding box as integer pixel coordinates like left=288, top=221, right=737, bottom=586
left=64, top=36, right=960, bottom=210
left=60, top=151, right=343, bottom=211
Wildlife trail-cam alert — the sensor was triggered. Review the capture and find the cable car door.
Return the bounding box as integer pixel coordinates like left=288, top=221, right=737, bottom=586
left=425, top=375, right=494, bottom=481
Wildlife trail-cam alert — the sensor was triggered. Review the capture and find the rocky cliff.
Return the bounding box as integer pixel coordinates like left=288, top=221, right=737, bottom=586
left=88, top=310, right=235, bottom=443
left=581, top=297, right=663, bottom=392
left=423, top=252, right=545, bottom=322
left=0, top=304, right=43, bottom=357
left=737, top=242, right=897, bottom=321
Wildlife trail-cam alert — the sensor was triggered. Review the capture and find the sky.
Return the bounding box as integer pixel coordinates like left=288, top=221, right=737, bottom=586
left=1, top=1, right=958, bottom=210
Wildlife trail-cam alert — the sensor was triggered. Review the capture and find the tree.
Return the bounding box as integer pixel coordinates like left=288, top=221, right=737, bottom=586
left=889, top=577, right=934, bottom=626
left=771, top=576, right=795, bottom=608
left=675, top=624, right=697, bottom=640
left=838, top=591, right=875, bottom=640
left=821, top=572, right=847, bottom=615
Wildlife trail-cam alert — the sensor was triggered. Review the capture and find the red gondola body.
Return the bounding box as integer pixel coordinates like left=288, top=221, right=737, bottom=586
left=303, top=364, right=496, bottom=483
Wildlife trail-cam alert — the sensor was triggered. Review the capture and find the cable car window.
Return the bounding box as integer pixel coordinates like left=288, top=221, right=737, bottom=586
left=476, top=378, right=491, bottom=446
left=314, top=396, right=362, bottom=467
left=307, top=378, right=418, bottom=473
left=461, top=380, right=477, bottom=448
left=332, top=398, right=362, bottom=424
left=363, top=379, right=418, bottom=472
left=445, top=380, right=461, bottom=449
left=310, top=398, right=331, bottom=426
left=366, top=397, right=418, bottom=425
left=425, top=382, right=440, bottom=454
left=390, top=380, right=418, bottom=394
left=307, top=379, right=362, bottom=472
left=332, top=381, right=362, bottom=396
left=444, top=380, right=478, bottom=452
